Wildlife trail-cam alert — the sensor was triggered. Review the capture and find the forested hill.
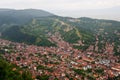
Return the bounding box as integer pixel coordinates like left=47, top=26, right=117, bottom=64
left=0, top=9, right=120, bottom=55
left=0, top=9, right=55, bottom=26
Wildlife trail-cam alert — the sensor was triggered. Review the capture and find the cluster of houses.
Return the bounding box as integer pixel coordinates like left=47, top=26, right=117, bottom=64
left=0, top=34, right=120, bottom=80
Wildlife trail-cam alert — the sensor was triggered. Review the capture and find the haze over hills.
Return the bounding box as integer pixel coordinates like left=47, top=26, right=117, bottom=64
left=55, top=6, right=120, bottom=21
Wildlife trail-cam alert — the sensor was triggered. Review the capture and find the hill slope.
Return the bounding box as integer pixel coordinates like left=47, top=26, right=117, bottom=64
left=0, top=9, right=120, bottom=55
left=0, top=9, right=55, bottom=32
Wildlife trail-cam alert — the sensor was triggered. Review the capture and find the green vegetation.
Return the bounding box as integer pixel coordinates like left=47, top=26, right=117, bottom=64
left=2, top=25, right=56, bottom=47
left=0, top=58, right=33, bottom=80
left=37, top=65, right=53, bottom=72
left=36, top=75, right=49, bottom=80
left=60, top=29, right=80, bottom=43
left=95, top=68, right=104, bottom=75
left=0, top=15, right=120, bottom=55
left=73, top=68, right=95, bottom=80
left=73, top=68, right=85, bottom=75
